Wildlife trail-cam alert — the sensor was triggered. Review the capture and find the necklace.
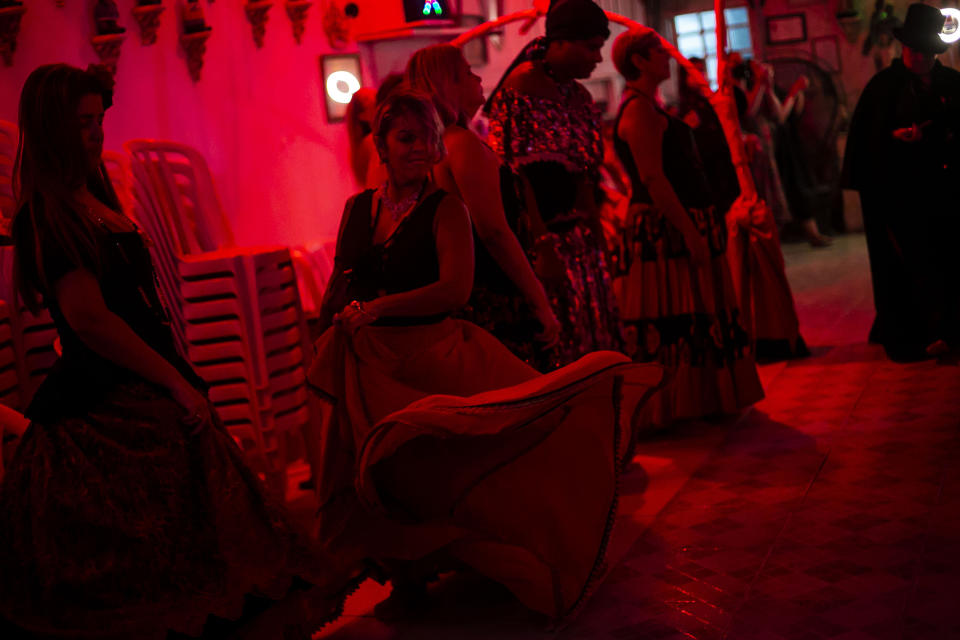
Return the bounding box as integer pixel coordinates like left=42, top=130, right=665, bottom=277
left=379, top=179, right=427, bottom=222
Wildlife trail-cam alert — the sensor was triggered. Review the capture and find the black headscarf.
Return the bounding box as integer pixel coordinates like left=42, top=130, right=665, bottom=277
left=545, top=0, right=610, bottom=42
left=484, top=0, right=609, bottom=113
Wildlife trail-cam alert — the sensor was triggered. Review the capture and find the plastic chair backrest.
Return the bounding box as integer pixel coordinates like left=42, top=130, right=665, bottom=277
left=127, top=159, right=187, bottom=351
left=124, top=140, right=235, bottom=254
left=0, top=120, right=18, bottom=235
left=102, top=149, right=136, bottom=223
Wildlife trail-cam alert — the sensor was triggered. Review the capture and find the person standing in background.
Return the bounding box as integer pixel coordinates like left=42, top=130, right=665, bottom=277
left=843, top=2, right=960, bottom=361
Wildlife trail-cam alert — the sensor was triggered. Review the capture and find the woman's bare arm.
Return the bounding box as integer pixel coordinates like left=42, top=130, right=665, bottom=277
left=619, top=98, right=709, bottom=266
left=440, top=127, right=557, bottom=334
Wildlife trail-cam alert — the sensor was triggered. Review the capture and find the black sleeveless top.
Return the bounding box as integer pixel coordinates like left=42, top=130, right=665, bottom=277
left=336, top=188, right=450, bottom=326
left=13, top=208, right=206, bottom=422
left=613, top=91, right=715, bottom=211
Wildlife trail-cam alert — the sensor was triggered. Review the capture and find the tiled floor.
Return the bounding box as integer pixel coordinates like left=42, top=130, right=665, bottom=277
left=312, top=234, right=960, bottom=639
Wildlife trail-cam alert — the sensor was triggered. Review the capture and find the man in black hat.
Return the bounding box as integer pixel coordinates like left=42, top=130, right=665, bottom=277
left=843, top=2, right=960, bottom=361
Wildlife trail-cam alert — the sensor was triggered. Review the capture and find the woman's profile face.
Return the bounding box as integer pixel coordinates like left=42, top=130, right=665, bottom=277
left=555, top=36, right=607, bottom=79
left=381, top=112, right=436, bottom=184
left=642, top=42, right=672, bottom=83
left=455, top=55, right=485, bottom=119
left=77, top=93, right=105, bottom=174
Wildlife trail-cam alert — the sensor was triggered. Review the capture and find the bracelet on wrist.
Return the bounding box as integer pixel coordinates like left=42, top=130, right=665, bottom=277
left=350, top=299, right=377, bottom=319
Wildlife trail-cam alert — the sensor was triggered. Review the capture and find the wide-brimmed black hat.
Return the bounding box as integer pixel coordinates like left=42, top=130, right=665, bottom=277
left=894, top=3, right=949, bottom=54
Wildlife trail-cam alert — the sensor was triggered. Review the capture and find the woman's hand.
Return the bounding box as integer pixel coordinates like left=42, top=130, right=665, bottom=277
left=169, top=379, right=215, bottom=434
left=533, top=235, right=567, bottom=285
left=334, top=299, right=379, bottom=334
left=533, top=303, right=561, bottom=347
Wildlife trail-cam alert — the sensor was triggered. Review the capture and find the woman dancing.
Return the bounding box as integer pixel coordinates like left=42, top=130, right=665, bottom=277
left=307, top=90, right=663, bottom=621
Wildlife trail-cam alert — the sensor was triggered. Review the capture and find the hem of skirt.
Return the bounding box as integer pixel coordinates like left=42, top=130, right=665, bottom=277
left=554, top=374, right=626, bottom=624
left=558, top=364, right=668, bottom=623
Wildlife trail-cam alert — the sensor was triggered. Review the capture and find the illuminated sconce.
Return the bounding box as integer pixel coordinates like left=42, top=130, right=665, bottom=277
left=326, top=70, right=361, bottom=104
left=941, top=8, right=960, bottom=44
left=320, top=53, right=362, bottom=122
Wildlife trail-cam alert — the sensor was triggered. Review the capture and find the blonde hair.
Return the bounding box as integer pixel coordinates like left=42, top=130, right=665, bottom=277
left=372, top=89, right=446, bottom=162
left=612, top=28, right=662, bottom=81
left=405, top=44, right=465, bottom=127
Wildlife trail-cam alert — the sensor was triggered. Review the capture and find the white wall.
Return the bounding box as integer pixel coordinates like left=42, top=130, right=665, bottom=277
left=1, top=0, right=363, bottom=246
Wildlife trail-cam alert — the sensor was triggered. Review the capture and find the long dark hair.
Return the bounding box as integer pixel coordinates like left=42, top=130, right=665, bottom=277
left=12, top=64, right=121, bottom=311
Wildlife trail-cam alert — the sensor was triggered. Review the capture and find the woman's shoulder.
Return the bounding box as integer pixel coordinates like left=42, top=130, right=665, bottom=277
left=345, top=188, right=378, bottom=211
left=444, top=125, right=492, bottom=158
left=620, top=93, right=666, bottom=125
left=502, top=62, right=562, bottom=101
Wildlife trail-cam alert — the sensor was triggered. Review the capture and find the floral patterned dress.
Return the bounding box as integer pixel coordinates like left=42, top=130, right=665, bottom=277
left=487, top=83, right=624, bottom=371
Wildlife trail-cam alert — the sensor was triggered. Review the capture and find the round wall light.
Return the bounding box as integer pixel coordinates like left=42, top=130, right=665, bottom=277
left=326, top=70, right=361, bottom=104
left=941, top=8, right=960, bottom=43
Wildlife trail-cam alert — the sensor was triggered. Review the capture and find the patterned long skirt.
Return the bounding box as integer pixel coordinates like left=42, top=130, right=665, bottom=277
left=0, top=381, right=359, bottom=639
left=536, top=222, right=625, bottom=371
left=613, top=202, right=764, bottom=425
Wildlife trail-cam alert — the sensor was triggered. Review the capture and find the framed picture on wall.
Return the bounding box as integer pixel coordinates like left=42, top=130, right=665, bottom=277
left=812, top=35, right=841, bottom=72
left=320, top=53, right=363, bottom=123
left=766, top=14, right=808, bottom=45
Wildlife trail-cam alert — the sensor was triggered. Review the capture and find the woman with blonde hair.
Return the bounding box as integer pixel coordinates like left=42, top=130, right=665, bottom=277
left=406, top=43, right=560, bottom=364
left=308, top=89, right=664, bottom=620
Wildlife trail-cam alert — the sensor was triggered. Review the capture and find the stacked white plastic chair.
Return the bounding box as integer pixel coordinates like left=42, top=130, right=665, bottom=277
left=102, top=149, right=136, bottom=223
left=125, top=139, right=314, bottom=497
left=0, top=120, right=59, bottom=410
left=0, top=300, right=19, bottom=410
left=0, top=119, right=17, bottom=230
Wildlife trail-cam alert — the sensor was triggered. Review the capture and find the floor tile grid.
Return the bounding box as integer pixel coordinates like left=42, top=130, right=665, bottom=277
left=712, top=361, right=869, bottom=640
left=571, top=344, right=887, bottom=639
left=728, top=359, right=960, bottom=639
